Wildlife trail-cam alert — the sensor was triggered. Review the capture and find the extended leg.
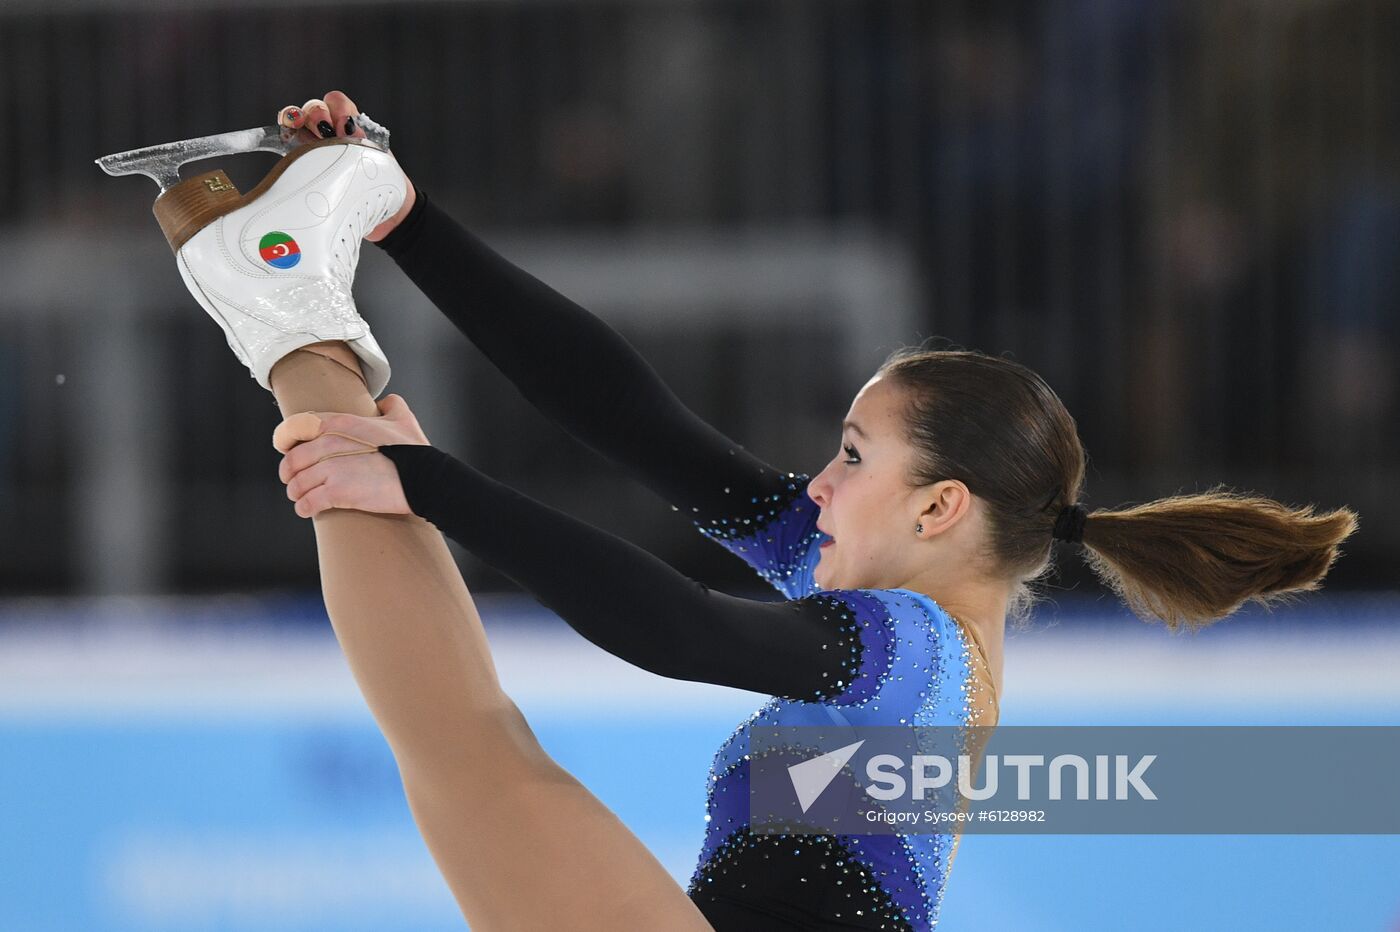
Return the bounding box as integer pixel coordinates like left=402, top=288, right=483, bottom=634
left=268, top=346, right=711, bottom=931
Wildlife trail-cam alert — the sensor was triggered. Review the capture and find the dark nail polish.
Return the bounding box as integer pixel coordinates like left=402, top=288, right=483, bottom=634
left=318, top=120, right=335, bottom=138
left=345, top=117, right=356, bottom=136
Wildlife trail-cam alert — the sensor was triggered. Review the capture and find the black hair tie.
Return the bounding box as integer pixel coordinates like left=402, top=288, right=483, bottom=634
left=1052, top=503, right=1088, bottom=544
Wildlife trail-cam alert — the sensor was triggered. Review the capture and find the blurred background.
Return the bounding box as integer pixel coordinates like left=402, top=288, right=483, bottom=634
left=1, top=0, right=1397, bottom=929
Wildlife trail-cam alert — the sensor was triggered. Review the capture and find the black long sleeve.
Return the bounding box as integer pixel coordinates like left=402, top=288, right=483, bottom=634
left=378, top=444, right=857, bottom=701
left=369, top=190, right=851, bottom=699
left=373, top=189, right=804, bottom=523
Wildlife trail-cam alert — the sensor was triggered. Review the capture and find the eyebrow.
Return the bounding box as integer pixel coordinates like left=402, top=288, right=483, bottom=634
left=842, top=420, right=867, bottom=438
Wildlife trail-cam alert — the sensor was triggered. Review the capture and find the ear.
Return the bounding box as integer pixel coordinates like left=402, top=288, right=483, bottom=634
left=914, top=479, right=973, bottom=538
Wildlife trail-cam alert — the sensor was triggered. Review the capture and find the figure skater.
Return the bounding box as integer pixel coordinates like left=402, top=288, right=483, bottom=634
left=155, top=90, right=1358, bottom=931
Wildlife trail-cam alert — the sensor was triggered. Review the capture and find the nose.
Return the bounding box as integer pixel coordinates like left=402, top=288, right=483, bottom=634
left=807, top=469, right=830, bottom=509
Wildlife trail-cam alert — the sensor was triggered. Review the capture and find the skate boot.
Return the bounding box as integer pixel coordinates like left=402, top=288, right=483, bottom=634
left=96, top=116, right=406, bottom=395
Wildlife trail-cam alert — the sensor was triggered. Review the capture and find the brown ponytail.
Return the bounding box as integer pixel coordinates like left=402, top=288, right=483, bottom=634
left=1077, top=488, right=1358, bottom=632
left=877, top=342, right=1359, bottom=630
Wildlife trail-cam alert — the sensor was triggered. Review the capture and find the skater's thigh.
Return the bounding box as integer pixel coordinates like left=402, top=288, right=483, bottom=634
left=399, top=699, right=713, bottom=932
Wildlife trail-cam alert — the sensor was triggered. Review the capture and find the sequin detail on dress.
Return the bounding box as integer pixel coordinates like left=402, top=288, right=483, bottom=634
left=691, top=472, right=825, bottom=599
left=688, top=480, right=1000, bottom=930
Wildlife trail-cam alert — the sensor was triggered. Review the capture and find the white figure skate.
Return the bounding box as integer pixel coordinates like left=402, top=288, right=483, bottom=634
left=96, top=115, right=406, bottom=395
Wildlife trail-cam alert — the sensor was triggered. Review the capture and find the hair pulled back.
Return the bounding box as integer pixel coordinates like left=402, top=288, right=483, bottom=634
left=876, top=341, right=1359, bottom=630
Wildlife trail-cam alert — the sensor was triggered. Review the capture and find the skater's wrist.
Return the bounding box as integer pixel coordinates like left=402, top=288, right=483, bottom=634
left=367, top=179, right=419, bottom=245
left=372, top=183, right=429, bottom=257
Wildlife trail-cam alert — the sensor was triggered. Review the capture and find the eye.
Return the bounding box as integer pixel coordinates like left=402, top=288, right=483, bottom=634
left=842, top=444, right=861, bottom=465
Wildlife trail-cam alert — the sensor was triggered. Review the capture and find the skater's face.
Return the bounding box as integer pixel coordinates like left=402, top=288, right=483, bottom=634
left=807, top=375, right=976, bottom=591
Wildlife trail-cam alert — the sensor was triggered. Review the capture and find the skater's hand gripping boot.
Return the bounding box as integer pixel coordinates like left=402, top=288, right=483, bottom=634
left=95, top=101, right=408, bottom=395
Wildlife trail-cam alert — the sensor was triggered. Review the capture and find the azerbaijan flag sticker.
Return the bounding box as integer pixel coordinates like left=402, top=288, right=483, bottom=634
left=259, top=231, right=302, bottom=269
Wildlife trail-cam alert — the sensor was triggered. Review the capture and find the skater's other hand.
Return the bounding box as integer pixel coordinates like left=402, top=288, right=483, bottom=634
left=275, top=394, right=429, bottom=519
left=277, top=89, right=416, bottom=243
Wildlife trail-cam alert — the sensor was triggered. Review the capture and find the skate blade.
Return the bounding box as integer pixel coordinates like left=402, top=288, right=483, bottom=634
left=94, top=114, right=391, bottom=194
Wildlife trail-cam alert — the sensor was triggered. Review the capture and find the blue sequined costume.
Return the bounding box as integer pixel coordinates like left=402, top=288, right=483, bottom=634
left=689, top=481, right=1000, bottom=930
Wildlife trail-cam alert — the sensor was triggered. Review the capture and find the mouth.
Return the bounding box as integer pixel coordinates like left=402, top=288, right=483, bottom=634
left=817, top=525, right=834, bottom=548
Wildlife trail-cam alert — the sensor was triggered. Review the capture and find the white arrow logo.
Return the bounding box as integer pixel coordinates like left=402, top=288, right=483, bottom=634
left=787, top=740, right=865, bottom=813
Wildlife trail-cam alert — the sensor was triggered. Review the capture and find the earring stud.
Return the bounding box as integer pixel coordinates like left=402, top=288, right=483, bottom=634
left=915, top=523, right=923, bottom=533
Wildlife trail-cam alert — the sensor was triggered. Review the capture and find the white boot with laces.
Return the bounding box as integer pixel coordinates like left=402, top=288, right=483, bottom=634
left=152, top=135, right=406, bottom=395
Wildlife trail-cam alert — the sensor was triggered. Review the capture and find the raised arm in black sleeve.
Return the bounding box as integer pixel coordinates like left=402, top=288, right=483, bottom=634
left=377, top=443, right=858, bottom=701
left=373, top=190, right=802, bottom=521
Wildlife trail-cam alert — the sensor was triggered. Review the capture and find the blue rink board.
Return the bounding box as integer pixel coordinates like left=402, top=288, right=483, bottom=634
left=3, top=710, right=1400, bottom=931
